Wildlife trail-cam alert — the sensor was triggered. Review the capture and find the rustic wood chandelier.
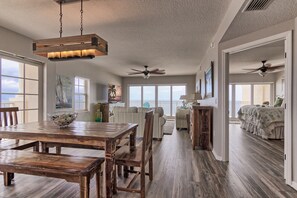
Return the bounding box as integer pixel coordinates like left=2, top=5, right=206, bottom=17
left=33, top=0, right=108, bottom=61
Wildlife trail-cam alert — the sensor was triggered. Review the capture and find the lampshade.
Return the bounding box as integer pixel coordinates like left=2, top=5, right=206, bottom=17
left=189, top=92, right=202, bottom=101
left=180, top=95, right=187, bottom=100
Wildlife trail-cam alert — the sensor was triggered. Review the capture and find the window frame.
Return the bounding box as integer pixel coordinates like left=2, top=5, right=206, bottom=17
left=229, top=82, right=273, bottom=119
left=0, top=56, right=43, bottom=123
left=127, top=84, right=187, bottom=117
left=74, top=76, right=89, bottom=112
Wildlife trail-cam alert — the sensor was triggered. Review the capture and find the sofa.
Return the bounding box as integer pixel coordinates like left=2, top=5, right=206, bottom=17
left=110, top=107, right=166, bottom=140
left=176, top=108, right=190, bottom=130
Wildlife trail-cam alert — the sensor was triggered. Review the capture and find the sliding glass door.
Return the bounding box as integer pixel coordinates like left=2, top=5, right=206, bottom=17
left=143, top=86, right=155, bottom=107
left=229, top=83, right=272, bottom=119
left=129, top=86, right=141, bottom=107
left=128, top=84, right=186, bottom=117
left=235, top=84, right=251, bottom=114
left=158, top=86, right=171, bottom=116
left=172, top=86, right=186, bottom=116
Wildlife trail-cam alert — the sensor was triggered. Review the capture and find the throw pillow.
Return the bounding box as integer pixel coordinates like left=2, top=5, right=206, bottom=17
left=274, top=97, right=283, bottom=107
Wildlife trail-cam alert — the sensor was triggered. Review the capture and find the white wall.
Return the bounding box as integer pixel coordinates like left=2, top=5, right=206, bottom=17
left=229, top=73, right=276, bottom=84
left=122, top=75, right=196, bottom=104
left=0, top=26, right=122, bottom=121
left=275, top=71, right=285, bottom=97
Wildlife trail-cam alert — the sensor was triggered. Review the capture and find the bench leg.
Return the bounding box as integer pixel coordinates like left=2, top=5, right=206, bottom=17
left=96, top=171, right=101, bottom=198
left=41, top=142, right=49, bottom=153
left=124, top=166, right=128, bottom=178
left=56, top=146, right=61, bottom=154
left=33, top=142, right=40, bottom=152
left=80, top=176, right=90, bottom=198
left=4, top=172, right=13, bottom=186
left=117, top=165, right=122, bottom=176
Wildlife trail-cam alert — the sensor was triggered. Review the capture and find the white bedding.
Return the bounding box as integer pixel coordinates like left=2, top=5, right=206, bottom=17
left=237, top=105, right=284, bottom=139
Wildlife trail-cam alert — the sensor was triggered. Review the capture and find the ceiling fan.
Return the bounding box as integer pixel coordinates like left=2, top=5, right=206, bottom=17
left=243, top=60, right=284, bottom=77
left=128, top=65, right=165, bottom=79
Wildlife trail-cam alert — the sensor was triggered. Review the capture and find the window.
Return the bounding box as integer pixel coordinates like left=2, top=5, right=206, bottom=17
left=128, top=84, right=186, bottom=117
left=75, top=77, right=89, bottom=111
left=143, top=86, right=155, bottom=107
left=158, top=86, right=171, bottom=116
left=172, top=85, right=186, bottom=116
left=129, top=86, right=141, bottom=107
left=0, top=58, right=41, bottom=123
left=235, top=84, right=251, bottom=114
left=229, top=83, right=272, bottom=119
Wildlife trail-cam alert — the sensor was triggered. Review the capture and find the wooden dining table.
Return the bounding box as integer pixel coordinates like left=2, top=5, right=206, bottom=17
left=0, top=121, right=138, bottom=198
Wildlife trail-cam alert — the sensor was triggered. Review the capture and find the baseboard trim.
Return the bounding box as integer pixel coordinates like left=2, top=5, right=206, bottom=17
left=212, top=149, right=222, bottom=161
left=291, top=181, right=297, bottom=190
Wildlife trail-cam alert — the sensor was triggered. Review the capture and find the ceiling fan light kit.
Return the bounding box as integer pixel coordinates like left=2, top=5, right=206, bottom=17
left=33, top=0, right=108, bottom=61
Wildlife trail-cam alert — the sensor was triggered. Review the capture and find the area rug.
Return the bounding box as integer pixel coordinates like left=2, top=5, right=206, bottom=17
left=163, top=119, right=175, bottom=135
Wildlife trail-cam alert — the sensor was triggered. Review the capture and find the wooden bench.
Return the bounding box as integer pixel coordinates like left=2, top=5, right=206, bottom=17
left=0, top=150, right=104, bottom=198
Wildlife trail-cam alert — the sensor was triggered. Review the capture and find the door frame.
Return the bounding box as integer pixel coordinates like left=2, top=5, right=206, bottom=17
left=221, top=31, right=293, bottom=185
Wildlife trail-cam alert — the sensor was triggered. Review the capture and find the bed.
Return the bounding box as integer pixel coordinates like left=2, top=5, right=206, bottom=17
left=237, top=105, right=284, bottom=139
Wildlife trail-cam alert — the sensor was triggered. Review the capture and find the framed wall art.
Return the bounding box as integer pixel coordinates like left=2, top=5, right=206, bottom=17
left=204, top=61, right=214, bottom=98
left=196, top=78, right=202, bottom=93
left=55, top=75, right=73, bottom=109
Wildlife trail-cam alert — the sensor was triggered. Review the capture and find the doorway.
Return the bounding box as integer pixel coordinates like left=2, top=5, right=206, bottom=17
left=221, top=31, right=293, bottom=185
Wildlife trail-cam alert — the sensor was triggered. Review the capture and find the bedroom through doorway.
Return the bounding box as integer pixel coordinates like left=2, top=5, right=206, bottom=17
left=222, top=31, right=293, bottom=187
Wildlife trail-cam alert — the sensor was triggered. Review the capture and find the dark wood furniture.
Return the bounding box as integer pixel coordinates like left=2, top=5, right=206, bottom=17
left=0, top=107, right=39, bottom=151
left=0, top=150, right=104, bottom=198
left=0, top=121, right=138, bottom=198
left=190, top=106, right=213, bottom=150
left=114, top=111, right=154, bottom=198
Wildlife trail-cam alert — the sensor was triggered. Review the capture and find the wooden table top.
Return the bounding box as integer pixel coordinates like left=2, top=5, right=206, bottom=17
left=0, top=121, right=138, bottom=142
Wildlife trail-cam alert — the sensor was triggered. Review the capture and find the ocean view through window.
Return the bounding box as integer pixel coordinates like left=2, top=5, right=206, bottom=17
left=128, top=84, right=186, bottom=117
left=0, top=58, right=42, bottom=123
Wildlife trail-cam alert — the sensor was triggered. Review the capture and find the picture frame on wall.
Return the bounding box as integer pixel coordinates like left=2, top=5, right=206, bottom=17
left=55, top=75, right=73, bottom=109
left=196, top=79, right=202, bottom=93
left=204, top=61, right=214, bottom=98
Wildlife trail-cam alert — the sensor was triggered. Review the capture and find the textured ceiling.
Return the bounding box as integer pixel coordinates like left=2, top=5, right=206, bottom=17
left=222, top=0, right=297, bottom=42
left=229, top=40, right=284, bottom=74
left=0, top=0, right=232, bottom=76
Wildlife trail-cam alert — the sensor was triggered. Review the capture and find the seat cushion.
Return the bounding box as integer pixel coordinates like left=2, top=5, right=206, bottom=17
left=113, top=106, right=138, bottom=113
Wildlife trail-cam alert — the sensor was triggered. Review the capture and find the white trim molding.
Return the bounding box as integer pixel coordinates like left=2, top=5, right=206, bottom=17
left=212, top=149, right=222, bottom=161
left=221, top=31, right=293, bottom=185
left=291, top=181, right=297, bottom=190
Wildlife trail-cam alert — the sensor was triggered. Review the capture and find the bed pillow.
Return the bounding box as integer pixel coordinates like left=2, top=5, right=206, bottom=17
left=274, top=97, right=283, bottom=107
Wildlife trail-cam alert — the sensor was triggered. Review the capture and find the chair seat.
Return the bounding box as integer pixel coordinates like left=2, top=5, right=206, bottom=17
left=115, top=144, right=151, bottom=167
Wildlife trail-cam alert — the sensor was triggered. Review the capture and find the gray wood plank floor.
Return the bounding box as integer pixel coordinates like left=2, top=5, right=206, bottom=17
left=0, top=124, right=296, bottom=198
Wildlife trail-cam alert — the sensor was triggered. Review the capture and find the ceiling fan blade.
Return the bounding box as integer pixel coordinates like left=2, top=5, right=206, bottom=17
left=149, top=69, right=159, bottom=73
left=151, top=71, right=166, bottom=74
left=244, top=69, right=261, bottom=74
left=131, top=68, right=143, bottom=72
left=243, top=68, right=261, bottom=73
left=128, top=72, right=144, bottom=75
left=266, top=65, right=285, bottom=71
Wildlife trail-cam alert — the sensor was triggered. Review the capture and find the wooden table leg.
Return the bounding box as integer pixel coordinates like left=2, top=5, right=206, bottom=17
left=105, top=140, right=116, bottom=198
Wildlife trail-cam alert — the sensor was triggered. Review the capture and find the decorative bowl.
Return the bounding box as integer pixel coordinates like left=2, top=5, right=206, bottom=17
left=49, top=112, right=78, bottom=128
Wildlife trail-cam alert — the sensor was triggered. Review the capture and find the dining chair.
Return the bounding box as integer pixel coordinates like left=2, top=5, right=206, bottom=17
left=0, top=107, right=39, bottom=151
left=113, top=110, right=154, bottom=198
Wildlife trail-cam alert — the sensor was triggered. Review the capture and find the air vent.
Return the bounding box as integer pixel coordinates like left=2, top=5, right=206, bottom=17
left=243, top=0, right=274, bottom=12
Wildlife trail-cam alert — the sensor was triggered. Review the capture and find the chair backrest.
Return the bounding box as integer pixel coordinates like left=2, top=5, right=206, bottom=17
left=142, top=110, right=154, bottom=162
left=0, top=107, right=19, bottom=127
